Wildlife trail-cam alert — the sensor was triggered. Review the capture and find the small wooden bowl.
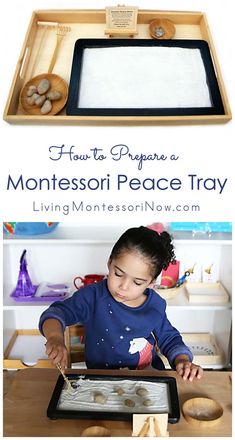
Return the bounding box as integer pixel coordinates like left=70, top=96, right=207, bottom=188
left=81, top=426, right=111, bottom=437
left=182, top=397, right=223, bottom=427
left=20, top=73, right=68, bottom=116
left=155, top=285, right=183, bottom=300
left=149, top=18, right=175, bottom=39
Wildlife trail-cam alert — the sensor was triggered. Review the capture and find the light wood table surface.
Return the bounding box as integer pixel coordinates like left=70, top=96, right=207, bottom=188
left=3, top=368, right=232, bottom=437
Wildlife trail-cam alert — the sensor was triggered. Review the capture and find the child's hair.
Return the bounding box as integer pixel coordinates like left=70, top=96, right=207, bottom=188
left=110, top=226, right=176, bottom=279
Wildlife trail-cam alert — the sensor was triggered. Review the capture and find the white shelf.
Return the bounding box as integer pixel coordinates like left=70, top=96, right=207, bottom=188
left=170, top=230, right=232, bottom=243
left=160, top=286, right=231, bottom=310
left=3, top=283, right=231, bottom=310
left=3, top=224, right=125, bottom=243
left=3, top=284, right=74, bottom=308
left=3, top=225, right=232, bottom=245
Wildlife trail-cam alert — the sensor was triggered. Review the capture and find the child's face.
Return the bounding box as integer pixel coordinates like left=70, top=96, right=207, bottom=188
left=107, top=251, right=154, bottom=307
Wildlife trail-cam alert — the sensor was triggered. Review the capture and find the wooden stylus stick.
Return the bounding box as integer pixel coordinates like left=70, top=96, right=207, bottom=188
left=56, top=363, right=73, bottom=390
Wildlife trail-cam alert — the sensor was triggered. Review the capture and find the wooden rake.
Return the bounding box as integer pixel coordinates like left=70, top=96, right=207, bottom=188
left=48, top=25, right=70, bottom=74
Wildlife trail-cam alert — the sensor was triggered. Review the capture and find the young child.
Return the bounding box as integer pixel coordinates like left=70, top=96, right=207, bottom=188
left=39, top=226, right=203, bottom=382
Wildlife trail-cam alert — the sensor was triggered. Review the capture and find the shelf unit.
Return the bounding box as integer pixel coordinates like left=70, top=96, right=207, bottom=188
left=3, top=223, right=232, bottom=370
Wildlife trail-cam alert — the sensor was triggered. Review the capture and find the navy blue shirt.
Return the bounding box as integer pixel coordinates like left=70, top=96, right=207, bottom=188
left=39, top=279, right=192, bottom=369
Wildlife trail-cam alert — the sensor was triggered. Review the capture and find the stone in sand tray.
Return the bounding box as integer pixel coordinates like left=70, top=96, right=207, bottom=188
left=143, top=398, right=154, bottom=407
left=136, top=387, right=149, bottom=397
left=93, top=391, right=107, bottom=404
left=124, top=398, right=135, bottom=408
left=114, top=386, right=125, bottom=396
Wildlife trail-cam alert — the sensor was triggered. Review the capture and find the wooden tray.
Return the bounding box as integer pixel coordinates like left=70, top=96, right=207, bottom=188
left=4, top=9, right=231, bottom=125
left=3, top=329, right=54, bottom=369
left=185, top=282, right=229, bottom=304
left=160, top=332, right=224, bottom=367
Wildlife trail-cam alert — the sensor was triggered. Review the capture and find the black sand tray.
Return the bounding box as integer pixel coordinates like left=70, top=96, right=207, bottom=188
left=67, top=39, right=224, bottom=117
left=47, top=373, right=180, bottom=423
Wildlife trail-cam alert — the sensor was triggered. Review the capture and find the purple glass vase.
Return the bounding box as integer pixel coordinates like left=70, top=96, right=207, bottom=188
left=14, top=250, right=36, bottom=297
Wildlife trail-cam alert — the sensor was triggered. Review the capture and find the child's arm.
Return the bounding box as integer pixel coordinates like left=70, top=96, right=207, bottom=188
left=152, top=296, right=203, bottom=381
left=42, top=318, right=68, bottom=371
left=174, top=354, right=203, bottom=382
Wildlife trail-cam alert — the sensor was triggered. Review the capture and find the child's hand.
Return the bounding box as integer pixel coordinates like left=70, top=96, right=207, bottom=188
left=174, top=356, right=203, bottom=382
left=45, top=337, right=68, bottom=372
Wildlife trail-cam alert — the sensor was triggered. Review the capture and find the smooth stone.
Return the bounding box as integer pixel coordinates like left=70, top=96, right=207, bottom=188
left=124, top=399, right=135, bottom=407
left=35, top=95, right=46, bottom=107
left=47, top=90, right=62, bottom=101
left=114, top=387, right=124, bottom=396
left=26, top=93, right=40, bottom=105
left=37, top=78, right=50, bottom=95
left=143, top=398, right=154, bottom=407
left=155, top=26, right=165, bottom=37
left=93, top=392, right=107, bottom=404
left=40, top=99, right=52, bottom=114
left=136, top=387, right=149, bottom=397
left=27, top=85, right=37, bottom=97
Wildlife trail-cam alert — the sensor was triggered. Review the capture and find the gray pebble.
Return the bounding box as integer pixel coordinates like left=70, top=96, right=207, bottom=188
left=35, top=95, right=46, bottom=107
left=40, top=99, right=52, bottom=114
left=38, top=78, right=50, bottom=95
left=47, top=90, right=62, bottom=101
left=26, top=93, right=40, bottom=106
left=27, top=85, right=37, bottom=97
left=155, top=27, right=165, bottom=37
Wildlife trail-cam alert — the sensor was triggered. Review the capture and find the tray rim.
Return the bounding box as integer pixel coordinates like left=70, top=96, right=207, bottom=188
left=47, top=373, right=180, bottom=423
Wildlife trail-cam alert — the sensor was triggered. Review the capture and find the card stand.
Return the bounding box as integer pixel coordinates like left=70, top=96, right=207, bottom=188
left=159, top=332, right=224, bottom=367
left=3, top=329, right=53, bottom=369
left=132, top=413, right=169, bottom=437
left=105, top=6, right=138, bottom=38
left=3, top=9, right=231, bottom=125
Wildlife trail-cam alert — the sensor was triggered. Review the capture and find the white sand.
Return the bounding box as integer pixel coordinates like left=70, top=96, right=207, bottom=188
left=57, top=378, right=170, bottom=413
left=78, top=46, right=212, bottom=109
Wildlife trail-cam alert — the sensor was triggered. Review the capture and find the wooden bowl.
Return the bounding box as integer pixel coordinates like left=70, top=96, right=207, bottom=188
left=154, top=285, right=183, bottom=300
left=81, top=426, right=111, bottom=437
left=149, top=18, right=175, bottom=39
left=182, top=397, right=223, bottom=427
left=20, top=73, right=68, bottom=116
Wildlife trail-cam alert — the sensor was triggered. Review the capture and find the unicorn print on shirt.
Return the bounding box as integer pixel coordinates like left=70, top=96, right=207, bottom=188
left=129, top=337, right=153, bottom=369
